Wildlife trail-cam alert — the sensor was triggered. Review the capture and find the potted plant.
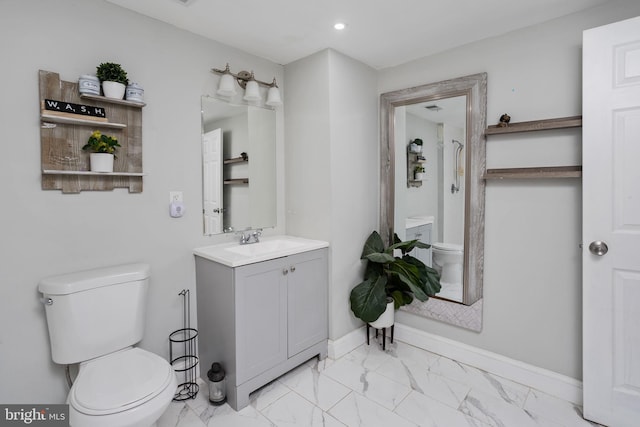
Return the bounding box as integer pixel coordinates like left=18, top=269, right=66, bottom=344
left=96, top=62, right=129, bottom=99
left=82, top=130, right=121, bottom=172
left=414, top=165, right=426, bottom=180
left=349, top=231, right=441, bottom=328
left=410, top=138, right=423, bottom=153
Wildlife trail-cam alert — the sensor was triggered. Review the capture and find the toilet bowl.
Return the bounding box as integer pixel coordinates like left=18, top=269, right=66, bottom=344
left=432, top=243, right=464, bottom=301
left=39, top=264, right=177, bottom=427
left=69, top=348, right=177, bottom=427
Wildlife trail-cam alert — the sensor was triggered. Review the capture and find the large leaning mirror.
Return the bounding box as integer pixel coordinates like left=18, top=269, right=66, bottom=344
left=201, top=95, right=277, bottom=235
left=380, top=73, right=487, bottom=331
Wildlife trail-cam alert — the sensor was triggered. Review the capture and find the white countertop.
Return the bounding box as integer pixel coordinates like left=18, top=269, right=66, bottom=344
left=194, top=235, right=329, bottom=267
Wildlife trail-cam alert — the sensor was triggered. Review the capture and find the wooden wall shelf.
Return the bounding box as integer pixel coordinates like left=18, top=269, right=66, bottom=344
left=39, top=70, right=145, bottom=193
left=486, top=116, right=582, bottom=135
left=40, top=114, right=127, bottom=129
left=224, top=156, right=248, bottom=165
left=224, top=179, right=249, bottom=185
left=483, top=166, right=582, bottom=180
left=80, top=93, right=146, bottom=108
left=484, top=115, right=582, bottom=180
left=42, top=170, right=146, bottom=177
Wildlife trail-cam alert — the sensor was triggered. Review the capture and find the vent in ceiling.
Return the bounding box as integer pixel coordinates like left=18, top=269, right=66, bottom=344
left=424, top=105, right=442, bottom=112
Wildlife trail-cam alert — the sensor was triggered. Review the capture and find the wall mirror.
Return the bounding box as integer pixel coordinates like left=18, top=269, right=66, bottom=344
left=380, top=73, right=487, bottom=330
left=201, top=95, right=277, bottom=235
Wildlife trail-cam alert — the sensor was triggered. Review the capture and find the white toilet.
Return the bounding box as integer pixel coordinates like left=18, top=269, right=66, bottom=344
left=39, top=264, right=177, bottom=427
left=431, top=243, right=464, bottom=301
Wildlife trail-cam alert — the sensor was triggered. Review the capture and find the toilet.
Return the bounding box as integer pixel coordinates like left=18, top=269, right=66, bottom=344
left=431, top=243, right=464, bottom=301
left=39, top=264, right=177, bottom=427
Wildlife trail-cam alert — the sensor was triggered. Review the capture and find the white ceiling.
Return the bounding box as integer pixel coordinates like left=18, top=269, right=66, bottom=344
left=106, top=0, right=609, bottom=70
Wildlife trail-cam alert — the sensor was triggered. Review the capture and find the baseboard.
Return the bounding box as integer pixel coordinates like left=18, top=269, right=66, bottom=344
left=394, top=323, right=583, bottom=405
left=328, top=327, right=366, bottom=360
left=329, top=323, right=583, bottom=406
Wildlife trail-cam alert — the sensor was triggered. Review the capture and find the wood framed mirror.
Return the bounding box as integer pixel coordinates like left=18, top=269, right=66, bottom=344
left=380, top=73, right=487, bottom=330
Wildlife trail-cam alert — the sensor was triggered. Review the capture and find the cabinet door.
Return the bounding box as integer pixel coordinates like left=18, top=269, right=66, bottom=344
left=235, top=258, right=288, bottom=384
left=287, top=249, right=328, bottom=357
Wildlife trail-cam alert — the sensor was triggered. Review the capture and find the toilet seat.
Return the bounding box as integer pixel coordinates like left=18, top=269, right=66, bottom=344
left=70, top=347, right=174, bottom=416
left=432, top=242, right=463, bottom=252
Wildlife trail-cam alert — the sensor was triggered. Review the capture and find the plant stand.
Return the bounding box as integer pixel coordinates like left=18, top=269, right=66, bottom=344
left=366, top=324, right=394, bottom=351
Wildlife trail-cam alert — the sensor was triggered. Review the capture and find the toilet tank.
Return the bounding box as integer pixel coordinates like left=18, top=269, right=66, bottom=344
left=38, top=263, right=151, bottom=365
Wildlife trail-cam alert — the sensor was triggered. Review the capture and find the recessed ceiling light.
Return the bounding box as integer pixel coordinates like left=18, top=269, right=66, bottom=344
left=334, top=23, right=346, bottom=30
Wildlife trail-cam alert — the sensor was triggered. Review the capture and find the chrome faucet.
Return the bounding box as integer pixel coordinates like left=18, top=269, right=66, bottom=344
left=238, top=228, right=262, bottom=245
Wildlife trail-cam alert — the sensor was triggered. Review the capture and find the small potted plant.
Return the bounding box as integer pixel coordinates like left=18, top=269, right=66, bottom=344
left=96, top=62, right=129, bottom=99
left=82, top=130, right=121, bottom=172
left=409, top=138, right=423, bottom=153
left=414, top=165, right=426, bottom=181
left=349, top=231, right=440, bottom=329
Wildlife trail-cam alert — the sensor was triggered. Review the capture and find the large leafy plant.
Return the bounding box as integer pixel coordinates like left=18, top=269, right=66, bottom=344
left=349, top=231, right=441, bottom=323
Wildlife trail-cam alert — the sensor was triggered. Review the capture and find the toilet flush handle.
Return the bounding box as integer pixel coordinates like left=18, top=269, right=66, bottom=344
left=40, top=297, right=53, bottom=306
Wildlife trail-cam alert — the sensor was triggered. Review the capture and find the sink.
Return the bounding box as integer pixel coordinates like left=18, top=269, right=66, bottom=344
left=224, top=239, right=307, bottom=257
left=194, top=235, right=329, bottom=267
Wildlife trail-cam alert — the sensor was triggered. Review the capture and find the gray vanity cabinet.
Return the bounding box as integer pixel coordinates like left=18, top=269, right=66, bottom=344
left=195, top=248, right=328, bottom=410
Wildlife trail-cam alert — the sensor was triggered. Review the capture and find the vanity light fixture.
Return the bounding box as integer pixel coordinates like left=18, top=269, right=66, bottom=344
left=211, top=64, right=282, bottom=106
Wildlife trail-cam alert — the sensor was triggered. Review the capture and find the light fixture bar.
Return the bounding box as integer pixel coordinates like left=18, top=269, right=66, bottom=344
left=211, top=64, right=277, bottom=89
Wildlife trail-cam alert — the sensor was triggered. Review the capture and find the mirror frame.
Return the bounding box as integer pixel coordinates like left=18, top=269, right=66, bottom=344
left=380, top=73, right=487, bottom=312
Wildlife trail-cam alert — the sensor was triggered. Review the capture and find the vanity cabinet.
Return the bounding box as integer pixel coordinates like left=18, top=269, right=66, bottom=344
left=195, top=248, right=328, bottom=410
left=406, top=223, right=432, bottom=267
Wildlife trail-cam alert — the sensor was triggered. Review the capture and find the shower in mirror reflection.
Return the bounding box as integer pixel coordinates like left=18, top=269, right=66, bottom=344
left=398, top=95, right=467, bottom=303
left=451, top=139, right=464, bottom=194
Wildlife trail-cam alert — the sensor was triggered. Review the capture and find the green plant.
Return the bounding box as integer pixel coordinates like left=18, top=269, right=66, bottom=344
left=95, top=62, right=129, bottom=85
left=414, top=165, right=425, bottom=173
left=82, top=130, right=121, bottom=157
left=349, top=231, right=441, bottom=323
left=413, top=138, right=423, bottom=146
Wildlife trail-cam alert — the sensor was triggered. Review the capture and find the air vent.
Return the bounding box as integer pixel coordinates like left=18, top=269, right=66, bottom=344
left=424, top=105, right=442, bottom=112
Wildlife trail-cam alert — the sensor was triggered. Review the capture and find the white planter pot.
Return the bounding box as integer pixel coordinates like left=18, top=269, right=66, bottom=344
left=409, top=143, right=423, bottom=153
left=90, top=153, right=114, bottom=173
left=415, top=172, right=425, bottom=181
left=102, top=81, right=126, bottom=99
left=369, top=298, right=395, bottom=329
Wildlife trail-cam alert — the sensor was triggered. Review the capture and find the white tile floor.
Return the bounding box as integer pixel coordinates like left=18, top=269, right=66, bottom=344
left=158, top=338, right=602, bottom=427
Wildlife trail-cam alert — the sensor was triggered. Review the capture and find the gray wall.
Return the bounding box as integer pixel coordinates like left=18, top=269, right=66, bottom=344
left=284, top=50, right=379, bottom=340
left=379, top=0, right=640, bottom=380
left=0, top=0, right=284, bottom=403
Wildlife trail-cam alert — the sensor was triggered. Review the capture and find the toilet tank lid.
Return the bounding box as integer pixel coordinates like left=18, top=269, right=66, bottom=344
left=432, top=242, right=463, bottom=252
left=39, top=263, right=150, bottom=295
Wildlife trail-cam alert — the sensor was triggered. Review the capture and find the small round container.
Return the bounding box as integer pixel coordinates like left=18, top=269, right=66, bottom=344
left=78, top=75, right=100, bottom=95
left=126, top=83, right=144, bottom=103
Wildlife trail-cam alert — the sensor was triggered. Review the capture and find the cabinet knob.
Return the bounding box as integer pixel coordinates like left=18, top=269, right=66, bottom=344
left=282, top=269, right=289, bottom=275
left=290, top=266, right=296, bottom=273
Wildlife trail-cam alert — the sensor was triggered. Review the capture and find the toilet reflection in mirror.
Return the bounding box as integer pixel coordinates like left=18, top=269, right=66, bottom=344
left=395, top=95, right=467, bottom=303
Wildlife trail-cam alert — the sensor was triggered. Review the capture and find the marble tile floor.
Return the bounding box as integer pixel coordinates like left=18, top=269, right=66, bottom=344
left=158, top=338, right=602, bottom=427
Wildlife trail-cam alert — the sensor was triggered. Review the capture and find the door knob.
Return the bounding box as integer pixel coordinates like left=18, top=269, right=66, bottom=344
left=588, top=241, right=609, bottom=256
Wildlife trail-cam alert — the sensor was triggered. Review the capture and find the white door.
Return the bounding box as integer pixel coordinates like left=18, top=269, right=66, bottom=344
left=202, top=128, right=223, bottom=234
left=583, top=15, right=640, bottom=427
